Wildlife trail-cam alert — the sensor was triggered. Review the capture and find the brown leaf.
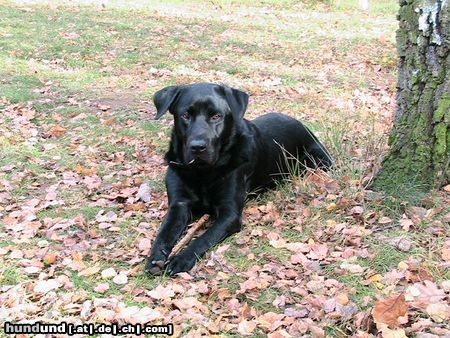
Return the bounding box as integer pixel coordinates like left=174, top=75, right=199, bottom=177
left=78, top=266, right=100, bottom=277
left=172, top=297, right=205, bottom=311
left=125, top=202, right=146, bottom=211
left=237, top=320, right=257, bottom=336
left=94, top=282, right=110, bottom=294
left=349, top=205, right=364, bottom=215
left=307, top=243, right=328, bottom=260
left=147, top=284, right=175, bottom=300
left=405, top=281, right=446, bottom=309
left=256, top=312, right=285, bottom=331
left=138, top=238, right=151, bottom=251
left=43, top=253, right=57, bottom=265
left=75, top=165, right=97, bottom=176
left=372, top=294, right=408, bottom=328
left=98, top=104, right=111, bottom=111
left=48, top=125, right=67, bottom=138
left=378, top=216, right=392, bottom=224
left=378, top=324, right=408, bottom=338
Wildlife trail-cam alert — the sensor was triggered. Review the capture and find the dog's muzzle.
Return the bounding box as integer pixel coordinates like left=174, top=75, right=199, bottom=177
left=185, top=138, right=214, bottom=165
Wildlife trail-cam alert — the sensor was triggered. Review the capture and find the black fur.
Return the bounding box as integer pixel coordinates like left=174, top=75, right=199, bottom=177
left=146, top=83, right=332, bottom=276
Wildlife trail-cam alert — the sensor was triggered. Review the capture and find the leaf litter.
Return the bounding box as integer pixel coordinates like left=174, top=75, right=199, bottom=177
left=0, top=1, right=449, bottom=337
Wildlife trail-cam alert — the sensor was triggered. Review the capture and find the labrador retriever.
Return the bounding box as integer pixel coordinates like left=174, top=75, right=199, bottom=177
left=145, top=83, right=332, bottom=276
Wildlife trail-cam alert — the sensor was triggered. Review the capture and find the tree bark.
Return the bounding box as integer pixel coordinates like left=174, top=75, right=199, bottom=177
left=375, top=0, right=449, bottom=192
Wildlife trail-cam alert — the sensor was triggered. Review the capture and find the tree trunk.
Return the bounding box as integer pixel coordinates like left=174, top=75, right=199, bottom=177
left=375, top=0, right=449, bottom=193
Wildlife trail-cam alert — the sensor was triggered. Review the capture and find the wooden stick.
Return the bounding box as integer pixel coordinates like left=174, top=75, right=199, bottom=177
left=169, top=214, right=210, bottom=258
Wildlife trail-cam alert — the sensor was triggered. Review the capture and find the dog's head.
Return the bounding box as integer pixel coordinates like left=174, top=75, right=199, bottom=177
left=153, top=83, right=249, bottom=167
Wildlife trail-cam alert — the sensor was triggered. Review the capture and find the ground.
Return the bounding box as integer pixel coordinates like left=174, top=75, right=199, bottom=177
left=0, top=0, right=449, bottom=337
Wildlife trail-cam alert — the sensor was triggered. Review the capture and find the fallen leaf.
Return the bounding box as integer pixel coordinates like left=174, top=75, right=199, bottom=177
left=405, top=281, right=445, bottom=308
left=349, top=205, right=364, bottom=215
left=336, top=293, right=349, bottom=305
left=378, top=216, right=392, bottom=224
left=256, top=312, right=285, bottom=330
left=147, top=284, right=175, bottom=300
left=326, top=203, right=337, bottom=212
left=372, top=294, right=408, bottom=328
left=378, top=324, right=408, bottom=338
left=172, top=297, right=204, bottom=311
left=340, top=261, right=365, bottom=274
left=138, top=238, right=151, bottom=251
left=136, top=182, right=152, bottom=202
left=78, top=266, right=100, bottom=277
left=98, top=104, right=111, bottom=111
left=34, top=279, right=61, bottom=294
left=48, top=125, right=67, bottom=138
left=237, top=320, right=257, bottom=336
left=368, top=274, right=383, bottom=283
left=24, top=266, right=41, bottom=274
left=101, top=267, right=117, bottom=279
left=113, top=273, right=128, bottom=285
left=94, top=283, right=110, bottom=294
left=75, top=165, right=97, bottom=176
left=43, top=253, right=57, bottom=265
left=425, top=302, right=449, bottom=323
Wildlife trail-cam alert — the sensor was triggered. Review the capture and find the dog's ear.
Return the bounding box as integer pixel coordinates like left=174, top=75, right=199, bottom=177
left=153, top=85, right=181, bottom=119
left=222, top=85, right=249, bottom=120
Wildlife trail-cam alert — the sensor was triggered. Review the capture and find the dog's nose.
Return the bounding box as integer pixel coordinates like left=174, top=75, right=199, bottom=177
left=190, top=139, right=207, bottom=153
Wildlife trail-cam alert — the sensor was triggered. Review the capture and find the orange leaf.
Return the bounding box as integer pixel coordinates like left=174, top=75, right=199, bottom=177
left=373, top=294, right=408, bottom=328
left=78, top=266, right=100, bottom=277
left=43, top=253, right=57, bottom=265
left=75, top=165, right=97, bottom=176
left=48, top=125, right=67, bottom=138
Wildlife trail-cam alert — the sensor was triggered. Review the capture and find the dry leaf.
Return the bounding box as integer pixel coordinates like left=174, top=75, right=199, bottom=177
left=237, top=320, right=257, bottom=336
left=48, top=125, right=67, bottom=138
left=101, top=267, right=117, bottom=279
left=94, top=283, right=110, bottom=294
left=34, top=279, right=61, bottom=294
left=78, top=266, right=100, bottom=277
left=378, top=216, right=392, bottom=224
left=138, top=238, right=151, bottom=251
left=378, top=324, right=408, bottom=338
left=372, top=294, right=408, bottom=328
left=43, top=253, right=57, bottom=265
left=136, top=182, right=152, bottom=202
left=147, top=284, right=175, bottom=300
left=75, top=165, right=97, bottom=176
left=113, top=273, right=128, bottom=285
left=425, top=302, right=449, bottom=323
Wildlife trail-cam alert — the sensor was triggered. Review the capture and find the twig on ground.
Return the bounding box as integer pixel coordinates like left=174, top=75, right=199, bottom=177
left=169, top=214, right=210, bottom=258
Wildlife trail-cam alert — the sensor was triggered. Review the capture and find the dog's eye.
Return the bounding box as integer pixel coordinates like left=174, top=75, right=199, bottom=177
left=181, top=112, right=190, bottom=120
left=210, top=113, right=222, bottom=121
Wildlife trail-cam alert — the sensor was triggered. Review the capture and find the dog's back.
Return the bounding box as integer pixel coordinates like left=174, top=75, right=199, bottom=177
left=248, top=113, right=332, bottom=190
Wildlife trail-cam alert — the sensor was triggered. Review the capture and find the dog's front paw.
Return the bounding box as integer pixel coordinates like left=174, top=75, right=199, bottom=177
left=145, top=251, right=168, bottom=276
left=145, top=259, right=165, bottom=275
left=165, top=252, right=197, bottom=276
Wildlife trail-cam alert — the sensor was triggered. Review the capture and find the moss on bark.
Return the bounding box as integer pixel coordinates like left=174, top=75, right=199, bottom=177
left=374, top=0, right=449, bottom=194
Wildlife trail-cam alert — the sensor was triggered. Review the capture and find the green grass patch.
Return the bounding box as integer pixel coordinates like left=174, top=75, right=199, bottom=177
left=0, top=265, right=28, bottom=286
left=37, top=206, right=109, bottom=221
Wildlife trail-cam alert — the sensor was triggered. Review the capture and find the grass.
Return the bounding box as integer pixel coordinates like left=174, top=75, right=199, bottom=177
left=0, top=265, right=28, bottom=286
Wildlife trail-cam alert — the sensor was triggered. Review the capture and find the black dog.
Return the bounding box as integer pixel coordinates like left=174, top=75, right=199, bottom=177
left=145, top=83, right=332, bottom=276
